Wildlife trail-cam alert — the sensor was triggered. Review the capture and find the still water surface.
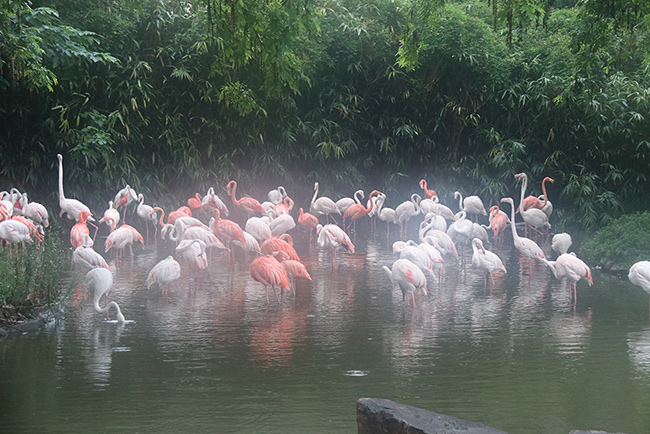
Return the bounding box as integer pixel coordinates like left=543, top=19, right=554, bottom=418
left=2, top=228, right=650, bottom=433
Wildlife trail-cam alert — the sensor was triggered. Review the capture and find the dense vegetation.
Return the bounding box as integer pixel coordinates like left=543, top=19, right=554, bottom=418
left=2, top=0, right=650, bottom=233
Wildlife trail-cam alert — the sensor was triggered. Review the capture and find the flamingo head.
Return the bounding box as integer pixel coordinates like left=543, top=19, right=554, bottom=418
left=78, top=210, right=91, bottom=223
left=544, top=177, right=555, bottom=184
left=419, top=179, right=426, bottom=189
left=226, top=180, right=236, bottom=193
left=514, top=172, right=526, bottom=181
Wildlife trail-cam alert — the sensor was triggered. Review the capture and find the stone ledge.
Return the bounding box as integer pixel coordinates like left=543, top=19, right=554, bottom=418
left=357, top=398, right=626, bottom=434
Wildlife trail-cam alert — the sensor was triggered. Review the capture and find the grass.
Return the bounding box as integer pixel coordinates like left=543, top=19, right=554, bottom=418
left=0, top=231, right=68, bottom=323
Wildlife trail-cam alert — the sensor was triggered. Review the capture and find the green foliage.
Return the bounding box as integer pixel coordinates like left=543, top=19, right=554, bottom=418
left=582, top=212, right=650, bottom=270
left=0, top=233, right=67, bottom=317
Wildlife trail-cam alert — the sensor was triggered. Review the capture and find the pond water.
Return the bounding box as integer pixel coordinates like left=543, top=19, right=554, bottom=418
left=2, top=224, right=650, bottom=434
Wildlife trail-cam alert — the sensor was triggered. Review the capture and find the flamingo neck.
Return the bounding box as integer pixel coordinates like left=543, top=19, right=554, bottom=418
left=540, top=178, right=550, bottom=207
left=58, top=157, right=66, bottom=200
left=456, top=192, right=463, bottom=211
left=506, top=199, right=519, bottom=240
left=519, top=175, right=528, bottom=209
left=311, top=183, right=319, bottom=207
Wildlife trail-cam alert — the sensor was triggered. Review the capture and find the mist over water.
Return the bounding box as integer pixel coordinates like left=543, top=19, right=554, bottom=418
left=1, top=226, right=649, bottom=434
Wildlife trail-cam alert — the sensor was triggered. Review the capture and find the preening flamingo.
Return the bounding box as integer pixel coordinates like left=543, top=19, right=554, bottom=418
left=383, top=258, right=428, bottom=307
left=84, top=268, right=125, bottom=323
left=471, top=238, right=507, bottom=288
left=105, top=224, right=145, bottom=259
left=245, top=216, right=273, bottom=242
left=267, top=186, right=288, bottom=205
left=316, top=223, right=355, bottom=269
left=99, top=201, right=120, bottom=233
left=72, top=235, right=110, bottom=271
left=483, top=205, right=508, bottom=244
left=227, top=180, right=266, bottom=216
left=175, top=239, right=208, bottom=273
left=187, top=193, right=202, bottom=212
left=298, top=208, right=319, bottom=231
left=57, top=154, right=93, bottom=222
left=543, top=253, right=593, bottom=303
left=202, top=187, right=229, bottom=217
left=18, top=193, right=49, bottom=228
left=261, top=235, right=301, bottom=262
left=70, top=210, right=91, bottom=248
left=269, top=213, right=296, bottom=236
left=250, top=255, right=291, bottom=302
left=146, top=256, right=181, bottom=296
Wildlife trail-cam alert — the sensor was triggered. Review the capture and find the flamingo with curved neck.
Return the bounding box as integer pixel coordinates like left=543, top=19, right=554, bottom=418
left=85, top=268, right=126, bottom=324
left=227, top=180, right=265, bottom=216
left=57, top=154, right=93, bottom=222
left=500, top=197, right=545, bottom=274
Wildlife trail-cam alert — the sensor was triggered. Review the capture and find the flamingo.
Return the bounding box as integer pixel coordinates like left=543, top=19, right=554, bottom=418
left=70, top=210, right=91, bottom=248
left=483, top=205, right=509, bottom=244
left=395, top=240, right=436, bottom=285
left=336, top=190, right=364, bottom=215
left=187, top=193, right=202, bottom=213
left=343, top=190, right=381, bottom=232
left=175, top=239, right=208, bottom=273
left=17, top=193, right=49, bottom=228
left=316, top=223, right=355, bottom=269
left=454, top=191, right=486, bottom=221
left=105, top=224, right=145, bottom=259
left=211, top=208, right=247, bottom=248
left=629, top=261, right=650, bottom=311
left=146, top=256, right=181, bottom=296
left=261, top=235, right=301, bottom=262
left=99, top=200, right=120, bottom=233
left=56, top=154, right=93, bottom=222
left=233, top=231, right=262, bottom=259
left=310, top=182, right=341, bottom=223
left=279, top=259, right=312, bottom=290
left=269, top=213, right=296, bottom=236
left=267, top=186, right=288, bottom=205
left=543, top=253, right=593, bottom=303
left=226, top=180, right=266, bottom=217
left=250, top=255, right=291, bottom=302
left=551, top=233, right=572, bottom=256
left=297, top=208, right=319, bottom=236
left=273, top=197, right=294, bottom=216
left=471, top=238, right=507, bottom=288
left=136, top=194, right=158, bottom=242
left=382, top=258, right=428, bottom=307
left=202, top=187, right=229, bottom=217
left=375, top=194, right=397, bottom=238
left=245, top=216, right=273, bottom=242
left=419, top=221, right=459, bottom=260
left=515, top=173, right=550, bottom=237
left=428, top=196, right=457, bottom=221
left=84, top=268, right=125, bottom=323
left=394, top=193, right=421, bottom=240
left=72, top=235, right=110, bottom=271
left=113, top=185, right=137, bottom=223
left=419, top=179, right=437, bottom=200
left=500, top=197, right=546, bottom=273
left=0, top=219, right=32, bottom=251
left=446, top=211, right=473, bottom=247
left=522, top=176, right=554, bottom=211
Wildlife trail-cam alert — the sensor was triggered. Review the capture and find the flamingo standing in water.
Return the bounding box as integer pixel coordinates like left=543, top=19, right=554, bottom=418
left=395, top=193, right=421, bottom=240
left=99, top=201, right=120, bottom=233
left=136, top=193, right=158, bottom=242
left=202, top=187, right=229, bottom=217
left=84, top=268, right=125, bottom=323
left=471, top=238, right=507, bottom=288
left=105, top=224, right=145, bottom=259
left=57, top=154, right=93, bottom=222
left=146, top=256, right=181, bottom=296
left=483, top=205, right=509, bottom=245
left=543, top=253, right=593, bottom=303
left=515, top=173, right=550, bottom=238
left=210, top=207, right=247, bottom=250
left=343, top=190, right=381, bottom=232
left=250, top=255, right=290, bottom=302
left=113, top=185, right=137, bottom=223
left=629, top=261, right=650, bottom=312
left=336, top=189, right=364, bottom=215
left=72, top=234, right=110, bottom=271
left=316, top=223, right=355, bottom=269
left=298, top=208, right=319, bottom=239
left=261, top=235, right=301, bottom=262
left=310, top=182, right=340, bottom=223
left=500, top=197, right=545, bottom=274
left=454, top=191, right=486, bottom=222
left=226, top=180, right=266, bottom=217
left=375, top=193, right=397, bottom=238
left=383, top=258, right=428, bottom=307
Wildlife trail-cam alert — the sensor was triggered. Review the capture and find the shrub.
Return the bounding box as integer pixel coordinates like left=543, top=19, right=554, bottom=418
left=582, top=212, right=650, bottom=271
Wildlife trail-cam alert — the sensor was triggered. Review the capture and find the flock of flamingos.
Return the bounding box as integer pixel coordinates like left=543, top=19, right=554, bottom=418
left=1, top=153, right=650, bottom=323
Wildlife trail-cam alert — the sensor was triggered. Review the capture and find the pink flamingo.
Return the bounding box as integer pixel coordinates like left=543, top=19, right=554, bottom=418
left=70, top=210, right=91, bottom=249
left=419, top=179, right=437, bottom=200
left=227, top=180, right=266, bottom=216
left=250, top=255, right=291, bottom=302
